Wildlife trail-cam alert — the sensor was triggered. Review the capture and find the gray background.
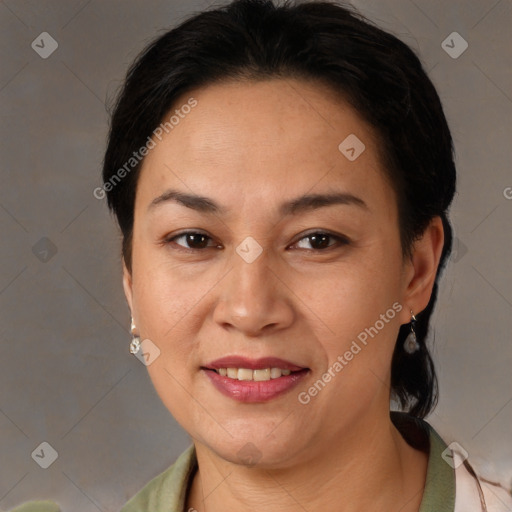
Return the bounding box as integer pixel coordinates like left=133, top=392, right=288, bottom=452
left=0, top=0, right=511, bottom=510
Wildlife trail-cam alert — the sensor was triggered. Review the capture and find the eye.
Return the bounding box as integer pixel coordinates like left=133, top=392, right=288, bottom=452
left=291, top=231, right=350, bottom=251
left=163, top=230, right=349, bottom=253
left=164, top=231, right=220, bottom=251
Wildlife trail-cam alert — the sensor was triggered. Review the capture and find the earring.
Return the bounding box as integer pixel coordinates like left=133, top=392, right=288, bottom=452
left=129, top=317, right=141, bottom=355
left=403, top=311, right=420, bottom=354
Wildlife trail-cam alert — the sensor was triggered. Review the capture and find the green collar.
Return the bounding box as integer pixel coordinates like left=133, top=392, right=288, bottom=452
left=391, top=412, right=455, bottom=511
left=121, top=413, right=455, bottom=512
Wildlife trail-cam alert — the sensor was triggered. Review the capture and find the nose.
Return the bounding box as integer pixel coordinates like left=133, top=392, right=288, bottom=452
left=212, top=247, right=295, bottom=337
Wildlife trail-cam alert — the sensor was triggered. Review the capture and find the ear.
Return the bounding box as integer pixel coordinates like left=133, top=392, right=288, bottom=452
left=122, top=258, right=134, bottom=315
left=401, top=216, right=445, bottom=320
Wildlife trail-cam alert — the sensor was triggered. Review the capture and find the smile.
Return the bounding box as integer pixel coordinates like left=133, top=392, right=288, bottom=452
left=214, top=367, right=292, bottom=381
left=202, top=357, right=309, bottom=402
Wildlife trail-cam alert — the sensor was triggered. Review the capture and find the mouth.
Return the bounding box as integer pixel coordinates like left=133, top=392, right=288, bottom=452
left=202, top=356, right=310, bottom=402
left=208, top=367, right=297, bottom=381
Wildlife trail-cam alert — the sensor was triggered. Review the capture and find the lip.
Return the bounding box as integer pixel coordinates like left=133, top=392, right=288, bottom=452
left=204, top=356, right=305, bottom=372
left=203, top=368, right=309, bottom=403
left=202, top=356, right=309, bottom=403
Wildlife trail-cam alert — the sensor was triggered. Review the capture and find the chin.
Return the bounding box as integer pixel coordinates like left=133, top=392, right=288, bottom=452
left=200, top=426, right=307, bottom=468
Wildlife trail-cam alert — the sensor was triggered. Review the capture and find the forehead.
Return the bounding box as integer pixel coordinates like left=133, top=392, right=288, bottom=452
left=136, top=78, right=391, bottom=214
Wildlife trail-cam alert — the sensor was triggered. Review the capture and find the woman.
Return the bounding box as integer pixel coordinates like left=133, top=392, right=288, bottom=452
left=12, top=0, right=511, bottom=511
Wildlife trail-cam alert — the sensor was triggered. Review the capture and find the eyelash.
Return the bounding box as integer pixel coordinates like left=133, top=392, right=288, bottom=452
left=163, top=230, right=350, bottom=253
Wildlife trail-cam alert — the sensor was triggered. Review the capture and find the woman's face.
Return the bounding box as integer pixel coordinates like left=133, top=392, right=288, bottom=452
left=123, top=78, right=425, bottom=467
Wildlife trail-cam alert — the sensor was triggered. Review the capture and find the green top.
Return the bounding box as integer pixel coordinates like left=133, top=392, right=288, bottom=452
left=10, top=412, right=456, bottom=512
left=8, top=503, right=59, bottom=512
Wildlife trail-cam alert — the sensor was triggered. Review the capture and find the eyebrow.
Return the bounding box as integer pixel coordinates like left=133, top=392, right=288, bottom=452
left=147, top=188, right=368, bottom=216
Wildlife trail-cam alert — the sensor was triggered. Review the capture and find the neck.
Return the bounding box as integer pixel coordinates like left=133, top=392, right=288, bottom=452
left=186, top=412, right=428, bottom=512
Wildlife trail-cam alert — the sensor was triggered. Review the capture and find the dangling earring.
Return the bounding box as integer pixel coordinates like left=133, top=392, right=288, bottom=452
left=404, top=311, right=420, bottom=354
left=129, top=317, right=141, bottom=355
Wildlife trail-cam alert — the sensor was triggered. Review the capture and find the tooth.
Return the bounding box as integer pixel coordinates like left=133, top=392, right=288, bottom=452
left=237, top=368, right=253, bottom=381
left=253, top=368, right=271, bottom=381
left=270, top=367, right=282, bottom=379
left=227, top=368, right=238, bottom=379
left=219, top=367, right=293, bottom=380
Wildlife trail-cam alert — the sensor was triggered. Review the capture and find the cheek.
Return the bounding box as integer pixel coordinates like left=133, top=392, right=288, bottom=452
left=296, top=250, right=403, bottom=393
left=300, top=255, right=401, bottom=331
left=133, top=264, right=207, bottom=347
left=131, top=260, right=214, bottom=431
left=130, top=250, right=235, bottom=400
left=132, top=237, right=208, bottom=324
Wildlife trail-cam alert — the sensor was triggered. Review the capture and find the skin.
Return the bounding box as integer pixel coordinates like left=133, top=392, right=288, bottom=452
left=123, top=78, right=444, bottom=511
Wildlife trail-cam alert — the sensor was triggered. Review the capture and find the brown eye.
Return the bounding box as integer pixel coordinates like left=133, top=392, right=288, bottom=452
left=294, top=232, right=349, bottom=251
left=167, top=231, right=217, bottom=250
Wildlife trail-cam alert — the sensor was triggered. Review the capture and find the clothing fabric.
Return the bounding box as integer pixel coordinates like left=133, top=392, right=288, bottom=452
left=8, top=502, right=59, bottom=512
left=10, top=413, right=512, bottom=511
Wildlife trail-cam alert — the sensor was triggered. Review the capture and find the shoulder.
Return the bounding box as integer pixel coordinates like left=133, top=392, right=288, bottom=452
left=120, top=444, right=197, bottom=512
left=429, top=426, right=512, bottom=512
left=391, top=412, right=512, bottom=512
left=480, top=481, right=512, bottom=512
left=8, top=502, right=60, bottom=512
left=453, top=456, right=512, bottom=512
